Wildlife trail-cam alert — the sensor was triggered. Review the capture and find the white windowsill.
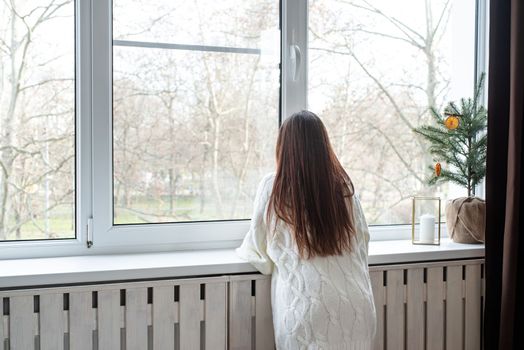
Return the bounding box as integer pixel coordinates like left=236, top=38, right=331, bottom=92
left=0, top=238, right=484, bottom=289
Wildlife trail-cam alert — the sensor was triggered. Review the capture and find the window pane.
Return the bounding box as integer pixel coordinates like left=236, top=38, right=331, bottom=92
left=113, top=0, right=280, bottom=224
left=309, top=0, right=474, bottom=225
left=113, top=0, right=272, bottom=48
left=0, top=1, right=75, bottom=240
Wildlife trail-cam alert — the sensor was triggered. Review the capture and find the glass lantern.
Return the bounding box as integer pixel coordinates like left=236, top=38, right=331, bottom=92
left=411, top=196, right=441, bottom=245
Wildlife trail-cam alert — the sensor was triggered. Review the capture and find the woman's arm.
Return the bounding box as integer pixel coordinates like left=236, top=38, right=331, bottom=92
left=353, top=194, right=371, bottom=257
left=235, top=174, right=275, bottom=275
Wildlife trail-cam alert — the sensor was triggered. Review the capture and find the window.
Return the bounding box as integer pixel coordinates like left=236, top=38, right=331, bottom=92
left=0, top=0, right=487, bottom=258
left=0, top=0, right=76, bottom=241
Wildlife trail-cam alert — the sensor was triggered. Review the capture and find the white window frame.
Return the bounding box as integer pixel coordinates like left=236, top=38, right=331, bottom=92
left=0, top=0, right=487, bottom=259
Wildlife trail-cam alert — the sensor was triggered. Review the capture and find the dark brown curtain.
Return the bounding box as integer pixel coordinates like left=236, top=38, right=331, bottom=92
left=484, top=0, right=524, bottom=349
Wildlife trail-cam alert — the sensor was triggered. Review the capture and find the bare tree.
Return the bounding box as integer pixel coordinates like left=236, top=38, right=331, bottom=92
left=309, top=0, right=452, bottom=223
left=0, top=0, right=74, bottom=240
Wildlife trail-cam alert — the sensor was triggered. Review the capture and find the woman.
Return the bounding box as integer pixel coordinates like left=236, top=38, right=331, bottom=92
left=237, top=110, right=376, bottom=349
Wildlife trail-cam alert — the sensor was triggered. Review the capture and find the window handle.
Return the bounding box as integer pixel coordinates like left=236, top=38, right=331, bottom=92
left=289, top=44, right=302, bottom=82
left=86, top=217, right=93, bottom=248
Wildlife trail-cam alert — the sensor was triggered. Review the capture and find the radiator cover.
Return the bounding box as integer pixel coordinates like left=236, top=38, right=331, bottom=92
left=0, top=259, right=484, bottom=349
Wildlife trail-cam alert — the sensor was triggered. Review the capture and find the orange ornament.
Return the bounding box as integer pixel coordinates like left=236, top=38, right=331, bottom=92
left=435, top=162, right=442, bottom=177
left=444, top=115, right=460, bottom=130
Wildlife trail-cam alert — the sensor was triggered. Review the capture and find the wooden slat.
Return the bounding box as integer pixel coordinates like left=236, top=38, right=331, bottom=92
left=179, top=284, right=200, bottom=350
left=406, top=268, right=424, bottom=350
left=386, top=269, right=404, bottom=349
left=126, top=288, right=148, bottom=350
left=98, top=290, right=121, bottom=350
left=10, top=295, right=34, bottom=350
left=446, top=266, right=464, bottom=350
left=69, top=292, right=93, bottom=350
left=229, top=280, right=252, bottom=350
left=255, top=278, right=274, bottom=350
left=0, top=297, right=4, bottom=350
left=40, top=294, right=64, bottom=350
left=465, top=264, right=481, bottom=350
left=205, top=282, right=227, bottom=350
left=427, top=267, right=444, bottom=350
left=153, top=286, right=176, bottom=349
left=370, top=271, right=384, bottom=350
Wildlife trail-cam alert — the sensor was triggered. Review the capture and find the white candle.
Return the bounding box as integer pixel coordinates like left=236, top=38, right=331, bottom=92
left=419, top=214, right=435, bottom=243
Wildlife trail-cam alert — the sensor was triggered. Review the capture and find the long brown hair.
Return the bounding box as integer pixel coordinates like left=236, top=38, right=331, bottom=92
left=267, top=110, right=356, bottom=258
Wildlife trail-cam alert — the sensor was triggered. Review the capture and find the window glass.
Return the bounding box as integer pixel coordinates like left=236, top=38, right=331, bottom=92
left=113, top=0, right=280, bottom=224
left=0, top=0, right=75, bottom=240
left=308, top=0, right=475, bottom=225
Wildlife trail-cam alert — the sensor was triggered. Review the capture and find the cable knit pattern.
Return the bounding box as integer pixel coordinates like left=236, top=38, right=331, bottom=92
left=237, top=173, right=376, bottom=350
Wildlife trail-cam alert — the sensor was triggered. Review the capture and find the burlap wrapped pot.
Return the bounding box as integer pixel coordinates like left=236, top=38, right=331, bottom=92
left=445, top=197, right=485, bottom=244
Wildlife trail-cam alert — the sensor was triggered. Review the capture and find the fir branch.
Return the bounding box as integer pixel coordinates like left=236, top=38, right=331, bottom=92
left=412, top=73, right=487, bottom=195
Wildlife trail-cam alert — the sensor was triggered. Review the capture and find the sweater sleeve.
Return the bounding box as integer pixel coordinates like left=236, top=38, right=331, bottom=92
left=353, top=194, right=370, bottom=256
left=235, top=174, right=275, bottom=275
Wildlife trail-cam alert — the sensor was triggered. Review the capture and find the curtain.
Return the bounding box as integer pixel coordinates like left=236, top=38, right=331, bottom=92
left=484, top=0, right=524, bottom=348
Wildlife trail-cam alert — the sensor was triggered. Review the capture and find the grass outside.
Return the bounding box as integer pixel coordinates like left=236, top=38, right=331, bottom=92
left=3, top=195, right=253, bottom=241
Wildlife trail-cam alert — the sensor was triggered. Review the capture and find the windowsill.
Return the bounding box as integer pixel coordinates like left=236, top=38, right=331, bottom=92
left=0, top=238, right=484, bottom=289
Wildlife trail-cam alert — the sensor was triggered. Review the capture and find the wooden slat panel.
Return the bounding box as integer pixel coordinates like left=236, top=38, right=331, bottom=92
left=0, top=277, right=231, bottom=300
left=406, top=268, right=424, bottom=350
left=153, top=286, right=176, bottom=350
left=255, top=278, right=274, bottom=350
left=179, top=284, right=200, bottom=350
left=386, top=269, right=404, bottom=349
left=40, top=293, right=64, bottom=350
left=69, top=292, right=93, bottom=350
left=0, top=260, right=486, bottom=350
left=126, top=288, right=148, bottom=350
left=229, top=280, right=252, bottom=350
left=205, top=282, right=227, bottom=350
left=10, top=295, right=34, bottom=350
left=446, top=266, right=464, bottom=350
left=98, top=290, right=121, bottom=350
left=465, top=264, right=481, bottom=350
left=427, top=267, right=444, bottom=350
left=368, top=259, right=485, bottom=272
left=370, top=271, right=384, bottom=350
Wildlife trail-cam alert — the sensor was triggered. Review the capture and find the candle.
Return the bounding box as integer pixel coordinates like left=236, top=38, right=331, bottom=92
left=419, top=214, right=435, bottom=243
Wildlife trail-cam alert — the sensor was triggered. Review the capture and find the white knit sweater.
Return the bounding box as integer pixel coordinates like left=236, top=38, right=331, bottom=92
left=236, top=173, right=376, bottom=350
